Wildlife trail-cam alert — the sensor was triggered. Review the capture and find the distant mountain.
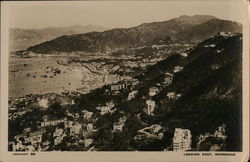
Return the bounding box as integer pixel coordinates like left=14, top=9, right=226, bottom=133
left=9, top=25, right=107, bottom=51
left=175, top=19, right=242, bottom=43
left=23, top=15, right=242, bottom=54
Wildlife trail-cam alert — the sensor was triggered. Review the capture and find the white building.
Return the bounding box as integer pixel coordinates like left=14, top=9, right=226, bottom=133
left=41, top=118, right=66, bottom=127
left=127, top=90, right=138, bottom=101
left=86, top=123, right=94, bottom=132
left=214, top=124, right=227, bottom=140
left=180, top=52, right=188, bottom=57
left=38, top=98, right=49, bottom=108
left=148, top=87, right=159, bottom=96
left=23, top=127, right=31, bottom=133
left=96, top=101, right=115, bottom=115
left=70, top=123, right=82, bottom=135
left=204, top=44, right=216, bottom=48
left=113, top=116, right=127, bottom=132
left=54, top=136, right=65, bottom=145
left=167, top=92, right=182, bottom=99
left=146, top=100, right=156, bottom=115
left=135, top=124, right=163, bottom=140
left=53, top=128, right=63, bottom=137
left=173, top=66, right=183, bottom=73
left=84, top=139, right=93, bottom=147
left=164, top=73, right=173, bottom=85
left=64, top=120, right=73, bottom=129
left=82, top=110, right=93, bottom=120
left=29, top=131, right=44, bottom=145
left=173, top=128, right=192, bottom=151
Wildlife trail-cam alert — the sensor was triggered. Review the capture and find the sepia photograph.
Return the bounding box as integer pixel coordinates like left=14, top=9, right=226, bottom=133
left=1, top=0, right=249, bottom=162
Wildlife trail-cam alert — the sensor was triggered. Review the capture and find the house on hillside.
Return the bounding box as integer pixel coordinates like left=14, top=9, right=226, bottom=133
left=82, top=110, right=93, bottom=120
left=29, top=130, right=45, bottom=146
left=180, top=52, right=188, bottom=57
left=127, top=90, right=138, bottom=101
left=167, top=92, right=182, bottom=99
left=134, top=124, right=163, bottom=141
left=84, top=139, right=93, bottom=147
left=164, top=73, right=173, bottom=85
left=145, top=99, right=156, bottom=115
left=148, top=87, right=159, bottom=97
left=64, top=120, right=73, bottom=129
left=70, top=123, right=82, bottom=136
left=37, top=97, right=49, bottom=108
left=41, top=118, right=66, bottom=127
left=96, top=101, right=115, bottom=115
left=53, top=128, right=63, bottom=138
left=109, top=82, right=132, bottom=92
left=113, top=116, right=127, bottom=132
left=173, top=66, right=183, bottom=73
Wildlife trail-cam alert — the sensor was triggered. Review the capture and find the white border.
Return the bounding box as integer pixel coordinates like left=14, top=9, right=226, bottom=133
left=1, top=1, right=249, bottom=162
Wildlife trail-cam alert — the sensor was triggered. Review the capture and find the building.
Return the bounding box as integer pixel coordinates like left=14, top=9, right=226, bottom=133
left=29, top=130, right=45, bottom=145
left=84, top=139, right=93, bottom=147
left=25, top=145, right=35, bottom=152
left=180, top=52, right=188, bottom=57
left=135, top=124, right=163, bottom=140
left=167, top=92, right=182, bottom=99
left=167, top=92, right=175, bottom=99
left=164, top=73, right=173, bottom=85
left=86, top=123, right=94, bottom=132
left=64, top=120, right=73, bottom=129
left=82, top=110, right=93, bottom=120
left=145, top=99, right=156, bottom=115
left=148, top=87, right=159, bottom=96
left=23, top=127, right=31, bottom=133
left=173, top=128, right=192, bottom=151
left=204, top=44, right=216, bottom=48
left=213, top=124, right=227, bottom=140
left=173, top=66, right=183, bottom=73
left=38, top=98, right=49, bottom=108
left=54, top=136, right=64, bottom=145
left=110, top=84, right=123, bottom=91
left=12, top=141, right=25, bottom=151
left=70, top=123, right=82, bottom=136
left=96, top=106, right=112, bottom=115
left=219, top=31, right=232, bottom=37
left=110, top=83, right=132, bottom=92
left=127, top=90, right=138, bottom=101
left=113, top=116, right=127, bottom=132
left=41, top=118, right=66, bottom=127
left=96, top=101, right=115, bottom=115
left=53, top=128, right=63, bottom=137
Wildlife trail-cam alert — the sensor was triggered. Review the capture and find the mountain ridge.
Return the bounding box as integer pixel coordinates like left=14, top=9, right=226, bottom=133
left=20, top=15, right=242, bottom=54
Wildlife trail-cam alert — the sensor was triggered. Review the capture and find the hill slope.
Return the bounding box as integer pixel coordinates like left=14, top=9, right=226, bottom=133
left=130, top=33, right=242, bottom=151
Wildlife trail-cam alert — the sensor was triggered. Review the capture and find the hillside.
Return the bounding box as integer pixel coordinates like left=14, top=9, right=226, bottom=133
left=126, top=32, right=242, bottom=151
left=23, top=15, right=242, bottom=54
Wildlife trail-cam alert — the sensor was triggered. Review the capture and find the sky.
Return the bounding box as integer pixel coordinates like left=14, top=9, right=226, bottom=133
left=5, top=0, right=248, bottom=29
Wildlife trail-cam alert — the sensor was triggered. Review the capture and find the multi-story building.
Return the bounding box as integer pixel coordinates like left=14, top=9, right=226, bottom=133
left=145, top=99, right=156, bottom=115
left=70, top=123, right=82, bottom=136
left=148, top=87, right=159, bottom=96
left=113, top=116, right=127, bottom=132
left=173, top=128, right=192, bottom=151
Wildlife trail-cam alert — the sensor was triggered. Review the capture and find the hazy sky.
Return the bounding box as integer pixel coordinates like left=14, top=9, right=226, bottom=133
left=6, top=0, right=247, bottom=29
